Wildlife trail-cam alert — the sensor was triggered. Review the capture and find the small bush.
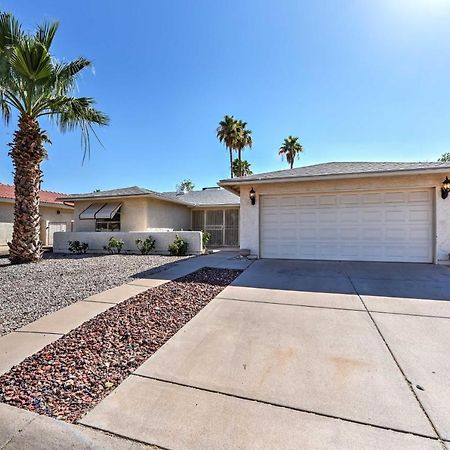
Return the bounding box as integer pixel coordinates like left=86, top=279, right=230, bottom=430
left=68, top=241, right=89, bottom=254
left=104, top=236, right=124, bottom=254
left=168, top=234, right=188, bottom=256
left=135, top=236, right=156, bottom=255
left=202, top=230, right=211, bottom=250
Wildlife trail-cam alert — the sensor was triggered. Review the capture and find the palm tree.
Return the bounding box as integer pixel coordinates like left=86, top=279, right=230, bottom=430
left=232, top=158, right=253, bottom=177
left=217, top=115, right=238, bottom=178
left=438, top=152, right=450, bottom=162
left=0, top=13, right=109, bottom=264
left=278, top=136, right=303, bottom=169
left=235, top=120, right=252, bottom=176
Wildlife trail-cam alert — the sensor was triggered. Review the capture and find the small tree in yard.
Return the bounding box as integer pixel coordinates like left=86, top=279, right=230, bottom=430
left=176, top=179, right=195, bottom=193
left=0, top=13, right=109, bottom=264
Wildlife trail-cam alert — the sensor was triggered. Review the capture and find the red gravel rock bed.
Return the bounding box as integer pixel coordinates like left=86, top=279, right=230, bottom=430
left=0, top=267, right=241, bottom=423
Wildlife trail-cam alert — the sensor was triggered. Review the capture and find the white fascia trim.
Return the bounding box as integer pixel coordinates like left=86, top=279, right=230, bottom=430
left=219, top=167, right=450, bottom=192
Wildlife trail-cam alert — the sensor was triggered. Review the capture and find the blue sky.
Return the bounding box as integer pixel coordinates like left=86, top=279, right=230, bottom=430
left=1, top=0, right=450, bottom=193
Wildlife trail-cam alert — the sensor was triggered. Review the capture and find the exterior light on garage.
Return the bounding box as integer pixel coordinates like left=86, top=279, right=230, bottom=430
left=249, top=187, right=256, bottom=205
left=442, top=177, right=450, bottom=199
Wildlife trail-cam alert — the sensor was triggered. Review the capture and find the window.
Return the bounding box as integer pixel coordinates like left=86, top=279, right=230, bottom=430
left=95, top=211, right=121, bottom=232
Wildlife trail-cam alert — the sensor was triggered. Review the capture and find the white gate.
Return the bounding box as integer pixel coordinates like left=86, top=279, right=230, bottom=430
left=47, top=222, right=67, bottom=246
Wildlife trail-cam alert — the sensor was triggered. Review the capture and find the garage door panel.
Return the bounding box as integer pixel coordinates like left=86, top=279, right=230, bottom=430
left=299, top=196, right=317, bottom=206
left=384, top=192, right=407, bottom=203
left=409, top=209, right=430, bottom=222
left=409, top=191, right=431, bottom=202
left=260, top=190, right=433, bottom=263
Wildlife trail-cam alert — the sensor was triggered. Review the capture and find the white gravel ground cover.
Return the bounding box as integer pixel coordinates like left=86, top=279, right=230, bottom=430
left=0, top=253, right=191, bottom=336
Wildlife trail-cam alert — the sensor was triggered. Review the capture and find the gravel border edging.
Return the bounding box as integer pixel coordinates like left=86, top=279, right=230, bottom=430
left=0, top=268, right=241, bottom=423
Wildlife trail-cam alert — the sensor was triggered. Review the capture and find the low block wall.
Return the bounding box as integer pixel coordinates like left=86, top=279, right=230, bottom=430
left=0, top=222, right=13, bottom=246
left=53, top=231, right=203, bottom=255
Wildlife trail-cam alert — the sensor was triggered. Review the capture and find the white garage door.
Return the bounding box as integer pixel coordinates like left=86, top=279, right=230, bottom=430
left=260, top=190, right=433, bottom=263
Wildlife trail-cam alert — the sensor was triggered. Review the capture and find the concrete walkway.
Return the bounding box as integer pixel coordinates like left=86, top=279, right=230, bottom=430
left=80, top=259, right=450, bottom=449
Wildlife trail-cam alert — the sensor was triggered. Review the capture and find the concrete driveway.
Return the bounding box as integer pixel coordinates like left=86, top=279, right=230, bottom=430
left=81, top=260, right=450, bottom=449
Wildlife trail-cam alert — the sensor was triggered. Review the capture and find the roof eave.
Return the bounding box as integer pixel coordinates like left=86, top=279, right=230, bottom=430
left=59, top=192, right=189, bottom=206
left=188, top=202, right=240, bottom=208
left=0, top=197, right=73, bottom=209
left=219, top=167, right=450, bottom=192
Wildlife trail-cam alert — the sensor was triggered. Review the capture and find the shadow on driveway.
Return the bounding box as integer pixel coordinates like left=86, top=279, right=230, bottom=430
left=230, top=259, right=450, bottom=302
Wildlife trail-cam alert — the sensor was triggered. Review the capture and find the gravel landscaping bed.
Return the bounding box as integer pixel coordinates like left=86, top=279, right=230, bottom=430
left=0, top=253, right=190, bottom=336
left=0, top=267, right=241, bottom=423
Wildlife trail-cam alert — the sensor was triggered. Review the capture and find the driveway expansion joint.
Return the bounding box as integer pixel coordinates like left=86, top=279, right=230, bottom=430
left=370, top=310, right=450, bottom=320
left=75, top=421, right=167, bottom=450
left=217, top=296, right=365, bottom=312
left=131, top=373, right=441, bottom=443
left=343, top=269, right=447, bottom=448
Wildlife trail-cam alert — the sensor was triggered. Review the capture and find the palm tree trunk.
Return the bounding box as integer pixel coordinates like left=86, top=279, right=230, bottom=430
left=229, top=148, right=233, bottom=178
left=238, top=148, right=242, bottom=176
left=8, top=114, right=46, bottom=264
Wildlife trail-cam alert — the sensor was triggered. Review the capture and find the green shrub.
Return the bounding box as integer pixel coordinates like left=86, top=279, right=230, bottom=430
left=202, top=230, right=211, bottom=249
left=168, top=234, right=188, bottom=256
left=104, top=236, right=124, bottom=254
left=68, top=240, right=89, bottom=254
left=135, top=236, right=156, bottom=255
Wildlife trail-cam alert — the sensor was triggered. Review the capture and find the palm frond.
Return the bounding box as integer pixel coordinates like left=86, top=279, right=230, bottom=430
left=11, top=38, right=52, bottom=81
left=46, top=96, right=109, bottom=161
left=0, top=92, right=11, bottom=123
left=0, top=12, right=23, bottom=50
left=35, top=21, right=59, bottom=49
left=52, top=57, right=91, bottom=95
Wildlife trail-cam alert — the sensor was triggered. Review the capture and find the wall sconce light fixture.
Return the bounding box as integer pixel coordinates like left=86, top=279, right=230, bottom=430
left=249, top=187, right=256, bottom=205
left=441, top=176, right=450, bottom=200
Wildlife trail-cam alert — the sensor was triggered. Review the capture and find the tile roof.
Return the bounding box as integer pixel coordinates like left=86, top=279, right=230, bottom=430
left=161, top=188, right=239, bottom=206
left=220, top=161, right=450, bottom=183
left=0, top=183, right=70, bottom=206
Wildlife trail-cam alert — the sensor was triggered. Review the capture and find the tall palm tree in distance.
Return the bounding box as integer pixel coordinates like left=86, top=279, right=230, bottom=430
left=235, top=120, right=252, bottom=176
left=216, top=115, right=238, bottom=178
left=279, top=136, right=303, bottom=169
left=0, top=13, right=109, bottom=264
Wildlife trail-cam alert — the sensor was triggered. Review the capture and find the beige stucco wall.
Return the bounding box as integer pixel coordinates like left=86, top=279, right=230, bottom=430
left=0, top=202, right=14, bottom=223
left=0, top=200, right=73, bottom=245
left=238, top=173, right=450, bottom=263
left=146, top=197, right=191, bottom=230
left=54, top=230, right=203, bottom=255
left=39, top=205, right=74, bottom=245
left=72, top=196, right=191, bottom=233
left=73, top=197, right=147, bottom=232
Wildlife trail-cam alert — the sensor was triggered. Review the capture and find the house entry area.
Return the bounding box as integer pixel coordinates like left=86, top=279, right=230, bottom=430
left=192, top=208, right=239, bottom=247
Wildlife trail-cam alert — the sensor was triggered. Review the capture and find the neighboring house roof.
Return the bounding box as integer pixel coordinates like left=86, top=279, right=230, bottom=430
left=162, top=188, right=240, bottom=207
left=0, top=183, right=72, bottom=207
left=62, top=186, right=240, bottom=207
left=220, top=161, right=450, bottom=186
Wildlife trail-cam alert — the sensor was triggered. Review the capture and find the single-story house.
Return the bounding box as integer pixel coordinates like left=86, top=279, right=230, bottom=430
left=59, top=186, right=239, bottom=248
left=0, top=183, right=74, bottom=247
left=220, top=162, right=450, bottom=264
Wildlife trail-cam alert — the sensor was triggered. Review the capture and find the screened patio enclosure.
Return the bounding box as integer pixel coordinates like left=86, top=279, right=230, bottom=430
left=192, top=208, right=239, bottom=247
